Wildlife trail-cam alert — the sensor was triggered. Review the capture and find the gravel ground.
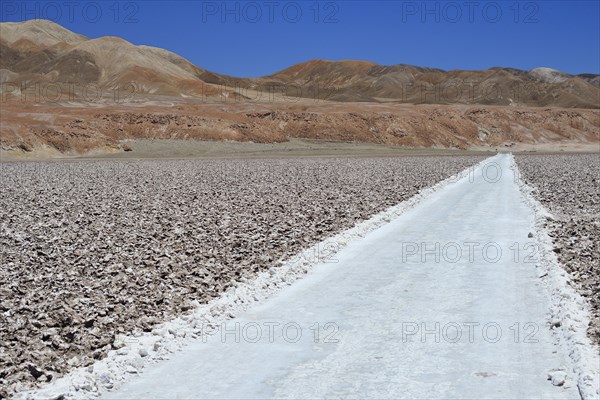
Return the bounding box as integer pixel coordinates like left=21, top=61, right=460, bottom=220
left=515, top=154, right=600, bottom=345
left=0, top=156, right=482, bottom=398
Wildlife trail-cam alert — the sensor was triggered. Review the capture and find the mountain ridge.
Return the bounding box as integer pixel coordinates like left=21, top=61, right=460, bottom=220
left=0, top=19, right=598, bottom=107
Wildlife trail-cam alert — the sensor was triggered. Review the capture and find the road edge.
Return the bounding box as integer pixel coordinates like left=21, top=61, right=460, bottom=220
left=511, top=154, right=600, bottom=400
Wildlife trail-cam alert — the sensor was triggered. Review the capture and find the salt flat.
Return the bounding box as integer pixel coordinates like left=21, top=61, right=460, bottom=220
left=0, top=156, right=482, bottom=398
left=103, top=154, right=581, bottom=399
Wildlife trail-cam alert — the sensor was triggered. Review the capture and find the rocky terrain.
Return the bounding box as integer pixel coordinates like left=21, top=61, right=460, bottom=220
left=1, top=19, right=599, bottom=157
left=1, top=20, right=599, bottom=107
left=0, top=155, right=483, bottom=398
left=1, top=101, right=598, bottom=156
left=516, top=154, right=600, bottom=344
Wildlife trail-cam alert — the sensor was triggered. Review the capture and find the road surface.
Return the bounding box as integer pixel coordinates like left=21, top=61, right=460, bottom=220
left=104, top=154, right=579, bottom=399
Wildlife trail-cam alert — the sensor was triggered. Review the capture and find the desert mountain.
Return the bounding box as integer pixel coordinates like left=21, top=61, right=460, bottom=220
left=0, top=19, right=86, bottom=46
left=258, top=60, right=599, bottom=107
left=0, top=19, right=224, bottom=97
left=0, top=20, right=598, bottom=107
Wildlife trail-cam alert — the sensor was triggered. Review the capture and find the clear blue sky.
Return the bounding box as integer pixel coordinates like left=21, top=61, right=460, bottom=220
left=1, top=1, right=599, bottom=77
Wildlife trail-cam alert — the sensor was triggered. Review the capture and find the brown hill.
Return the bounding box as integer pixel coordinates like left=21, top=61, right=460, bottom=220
left=1, top=20, right=599, bottom=108
left=259, top=60, right=599, bottom=107
left=0, top=20, right=599, bottom=156
left=0, top=19, right=86, bottom=45
left=0, top=20, right=226, bottom=98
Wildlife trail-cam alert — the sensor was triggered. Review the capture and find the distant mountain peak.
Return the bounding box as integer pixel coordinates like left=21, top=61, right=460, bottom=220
left=0, top=19, right=88, bottom=45
left=529, top=67, right=571, bottom=83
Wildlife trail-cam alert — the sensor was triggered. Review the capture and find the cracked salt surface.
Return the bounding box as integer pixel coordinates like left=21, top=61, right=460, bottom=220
left=16, top=154, right=598, bottom=400
left=514, top=156, right=599, bottom=400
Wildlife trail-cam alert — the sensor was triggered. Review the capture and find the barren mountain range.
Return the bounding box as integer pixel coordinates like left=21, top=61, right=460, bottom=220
left=2, top=19, right=599, bottom=106
left=0, top=20, right=598, bottom=155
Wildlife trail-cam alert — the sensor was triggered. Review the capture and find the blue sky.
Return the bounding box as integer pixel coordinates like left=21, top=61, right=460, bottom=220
left=1, top=1, right=599, bottom=77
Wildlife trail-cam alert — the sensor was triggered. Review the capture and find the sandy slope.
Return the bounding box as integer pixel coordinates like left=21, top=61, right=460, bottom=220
left=94, top=154, right=595, bottom=399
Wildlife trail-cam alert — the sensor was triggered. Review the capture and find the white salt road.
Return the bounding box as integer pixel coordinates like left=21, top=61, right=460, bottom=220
left=104, top=154, right=580, bottom=399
